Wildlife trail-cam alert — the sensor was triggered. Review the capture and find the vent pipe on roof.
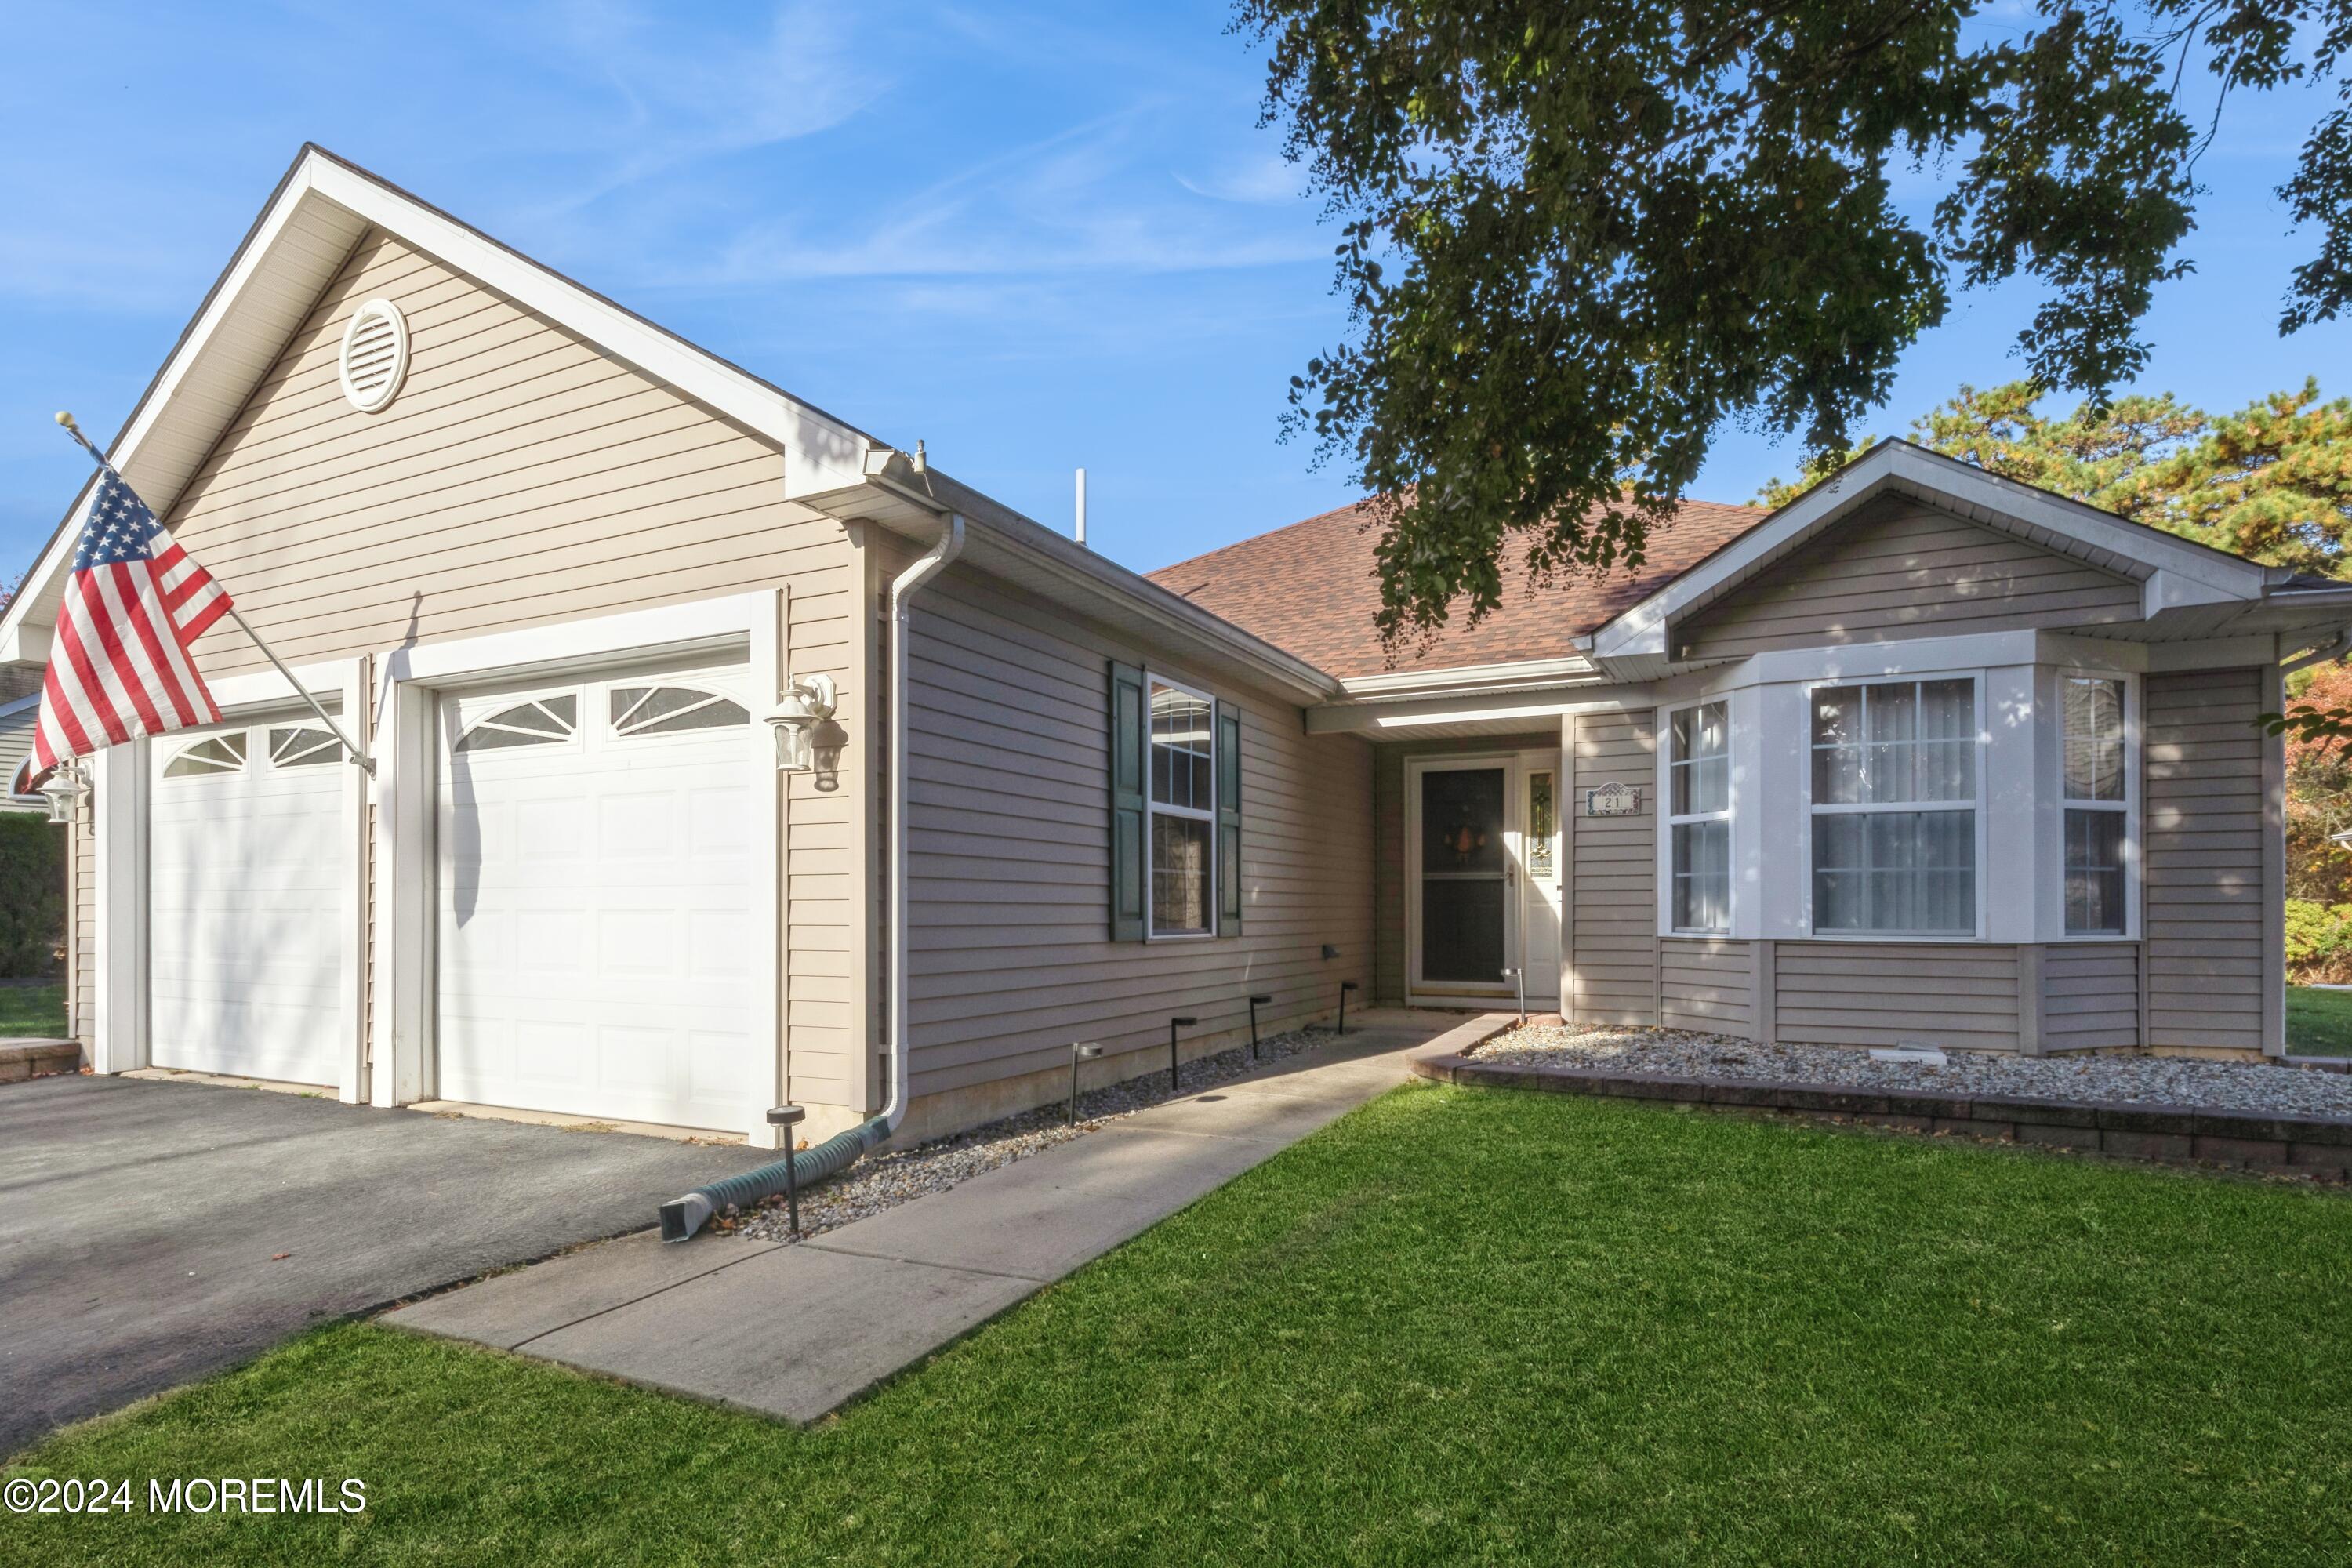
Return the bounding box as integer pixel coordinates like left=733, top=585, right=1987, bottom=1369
left=1075, top=466, right=1088, bottom=548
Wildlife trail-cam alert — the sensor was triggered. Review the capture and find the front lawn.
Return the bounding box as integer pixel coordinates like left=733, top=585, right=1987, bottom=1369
left=0, top=981, right=65, bottom=1038
left=9, top=1088, right=2352, bottom=1564
left=2288, top=984, right=2352, bottom=1056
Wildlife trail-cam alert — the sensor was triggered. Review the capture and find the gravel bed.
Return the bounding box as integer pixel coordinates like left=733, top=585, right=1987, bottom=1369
left=1471, top=1024, right=2352, bottom=1119
left=724, top=1027, right=1331, bottom=1243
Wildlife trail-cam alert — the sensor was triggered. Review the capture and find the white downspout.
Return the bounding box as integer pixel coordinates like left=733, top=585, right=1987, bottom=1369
left=882, top=512, right=965, bottom=1131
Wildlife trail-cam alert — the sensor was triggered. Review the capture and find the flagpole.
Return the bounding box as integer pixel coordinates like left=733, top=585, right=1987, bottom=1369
left=53, top=412, right=376, bottom=777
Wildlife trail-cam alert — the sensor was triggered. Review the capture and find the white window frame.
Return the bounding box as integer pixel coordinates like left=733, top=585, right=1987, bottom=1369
left=1802, top=673, right=1989, bottom=941
left=1664, top=697, right=1732, bottom=935
left=1145, top=671, right=1217, bottom=941
left=2057, top=670, right=2137, bottom=939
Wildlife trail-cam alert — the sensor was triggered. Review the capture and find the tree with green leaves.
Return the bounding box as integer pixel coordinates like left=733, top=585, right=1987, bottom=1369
left=1758, top=378, right=2352, bottom=574
left=1236, top=1, right=2352, bottom=649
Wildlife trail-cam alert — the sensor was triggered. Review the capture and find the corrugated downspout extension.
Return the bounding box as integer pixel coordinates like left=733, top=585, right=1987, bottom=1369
left=657, top=1117, right=886, bottom=1243
left=659, top=508, right=967, bottom=1242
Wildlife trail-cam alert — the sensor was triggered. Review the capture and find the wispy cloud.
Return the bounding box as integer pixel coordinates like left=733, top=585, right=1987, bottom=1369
left=511, top=0, right=887, bottom=218
left=662, top=106, right=1327, bottom=289
left=1173, top=154, right=1304, bottom=205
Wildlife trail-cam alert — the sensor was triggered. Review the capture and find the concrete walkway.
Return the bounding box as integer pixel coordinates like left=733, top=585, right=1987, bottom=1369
left=387, top=1010, right=1504, bottom=1423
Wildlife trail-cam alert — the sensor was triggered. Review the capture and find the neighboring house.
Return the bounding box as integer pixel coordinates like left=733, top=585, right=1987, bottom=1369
left=2, top=147, right=2347, bottom=1149
left=1, top=686, right=45, bottom=811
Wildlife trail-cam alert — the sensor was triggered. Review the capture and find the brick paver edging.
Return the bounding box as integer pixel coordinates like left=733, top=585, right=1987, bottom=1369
left=1409, top=1053, right=2352, bottom=1180
left=0, top=1040, right=82, bottom=1084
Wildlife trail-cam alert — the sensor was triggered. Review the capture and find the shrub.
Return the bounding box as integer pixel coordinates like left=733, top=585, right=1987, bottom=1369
left=2285, top=898, right=2352, bottom=985
left=0, top=812, right=64, bottom=978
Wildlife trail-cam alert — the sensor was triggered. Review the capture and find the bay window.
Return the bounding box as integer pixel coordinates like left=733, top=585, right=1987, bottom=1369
left=2062, top=676, right=2129, bottom=934
left=1668, top=700, right=1730, bottom=932
left=1148, top=678, right=1214, bottom=936
left=1809, top=678, right=1977, bottom=935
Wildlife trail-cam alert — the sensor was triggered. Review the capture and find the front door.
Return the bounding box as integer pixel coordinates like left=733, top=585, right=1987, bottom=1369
left=1412, top=760, right=1514, bottom=994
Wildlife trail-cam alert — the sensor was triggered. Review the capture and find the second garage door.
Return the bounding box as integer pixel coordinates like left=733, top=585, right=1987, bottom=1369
left=434, top=669, right=760, bottom=1131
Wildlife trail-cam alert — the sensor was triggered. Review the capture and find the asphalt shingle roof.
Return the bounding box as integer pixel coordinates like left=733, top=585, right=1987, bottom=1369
left=1145, top=495, right=1769, bottom=680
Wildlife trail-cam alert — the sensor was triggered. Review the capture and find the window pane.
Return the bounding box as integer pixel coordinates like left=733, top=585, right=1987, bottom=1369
left=611, top=686, right=748, bottom=736
left=1865, top=681, right=1918, bottom=745
left=268, top=726, right=340, bottom=768
left=1151, top=813, right=1211, bottom=934
left=1811, top=688, right=1862, bottom=804
left=1812, top=809, right=1973, bottom=934
left=1671, top=820, right=1730, bottom=932
left=2065, top=808, right=2126, bottom=933
left=1813, top=688, right=1861, bottom=746
left=2064, top=677, right=2125, bottom=801
left=1149, top=683, right=1213, bottom=811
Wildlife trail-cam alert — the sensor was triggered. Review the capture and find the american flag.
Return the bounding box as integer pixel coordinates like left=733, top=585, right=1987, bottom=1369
left=28, top=466, right=232, bottom=784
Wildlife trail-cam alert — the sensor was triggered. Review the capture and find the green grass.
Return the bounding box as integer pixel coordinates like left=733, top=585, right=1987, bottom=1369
left=0, top=981, right=65, bottom=1037
left=9, top=1088, right=2352, bottom=1566
left=2288, top=984, right=2352, bottom=1056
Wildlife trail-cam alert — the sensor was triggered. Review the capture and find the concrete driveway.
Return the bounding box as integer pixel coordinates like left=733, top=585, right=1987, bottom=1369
left=0, top=1073, right=772, bottom=1456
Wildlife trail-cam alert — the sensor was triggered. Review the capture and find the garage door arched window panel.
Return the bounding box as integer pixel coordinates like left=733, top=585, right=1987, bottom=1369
left=162, top=733, right=249, bottom=779
left=269, top=725, right=343, bottom=768
left=609, top=684, right=748, bottom=738
left=453, top=695, right=578, bottom=753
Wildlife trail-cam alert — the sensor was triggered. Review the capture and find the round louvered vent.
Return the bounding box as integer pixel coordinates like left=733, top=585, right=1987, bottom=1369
left=338, top=299, right=409, bottom=413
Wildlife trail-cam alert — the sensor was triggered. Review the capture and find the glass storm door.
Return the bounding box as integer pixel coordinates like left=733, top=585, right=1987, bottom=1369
left=1417, top=764, right=1511, bottom=986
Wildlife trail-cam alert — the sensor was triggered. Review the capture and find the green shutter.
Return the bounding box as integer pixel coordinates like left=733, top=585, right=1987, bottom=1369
left=1217, top=698, right=1243, bottom=935
left=1109, top=661, right=1146, bottom=942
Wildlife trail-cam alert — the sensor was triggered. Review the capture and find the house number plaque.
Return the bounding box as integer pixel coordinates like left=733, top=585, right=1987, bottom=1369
left=1584, top=782, right=1640, bottom=817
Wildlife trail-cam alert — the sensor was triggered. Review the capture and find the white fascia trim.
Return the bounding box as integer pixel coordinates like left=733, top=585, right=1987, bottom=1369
left=0, top=691, right=38, bottom=720
left=1341, top=655, right=1600, bottom=699
left=1306, top=684, right=1657, bottom=734
left=1591, top=443, right=2267, bottom=662
left=375, top=592, right=765, bottom=708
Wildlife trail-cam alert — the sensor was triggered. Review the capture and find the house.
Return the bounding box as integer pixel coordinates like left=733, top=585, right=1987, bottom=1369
left=2, top=147, right=2347, bottom=1152
left=2, top=684, right=45, bottom=811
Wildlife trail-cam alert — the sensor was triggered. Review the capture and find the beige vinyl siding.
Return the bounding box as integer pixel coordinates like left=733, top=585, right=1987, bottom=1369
left=158, top=225, right=865, bottom=1110
left=1680, top=496, right=2141, bottom=659
left=1772, top=942, right=2024, bottom=1052
left=1660, top=937, right=1751, bottom=1033
left=895, top=560, right=1373, bottom=1133
left=1370, top=732, right=1554, bottom=1004
left=2143, top=667, right=2270, bottom=1051
left=1570, top=709, right=1659, bottom=1025
left=165, top=229, right=853, bottom=676
left=2043, top=943, right=2141, bottom=1051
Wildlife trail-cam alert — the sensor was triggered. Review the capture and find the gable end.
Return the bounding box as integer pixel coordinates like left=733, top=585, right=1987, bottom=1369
left=1676, top=494, right=2142, bottom=659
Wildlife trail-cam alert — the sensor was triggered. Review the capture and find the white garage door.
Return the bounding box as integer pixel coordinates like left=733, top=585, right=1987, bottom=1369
left=149, top=720, right=350, bottom=1083
left=435, top=669, right=760, bottom=1131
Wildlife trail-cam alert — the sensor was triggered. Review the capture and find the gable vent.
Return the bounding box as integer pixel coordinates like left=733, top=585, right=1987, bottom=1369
left=337, top=298, right=409, bottom=413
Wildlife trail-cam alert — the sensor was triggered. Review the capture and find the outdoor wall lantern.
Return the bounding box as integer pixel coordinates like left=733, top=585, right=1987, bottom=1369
left=38, top=762, right=87, bottom=826
left=766, top=674, right=838, bottom=773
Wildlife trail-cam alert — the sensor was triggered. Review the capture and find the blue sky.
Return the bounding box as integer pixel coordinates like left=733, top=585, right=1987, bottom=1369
left=2, top=1, right=2348, bottom=586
